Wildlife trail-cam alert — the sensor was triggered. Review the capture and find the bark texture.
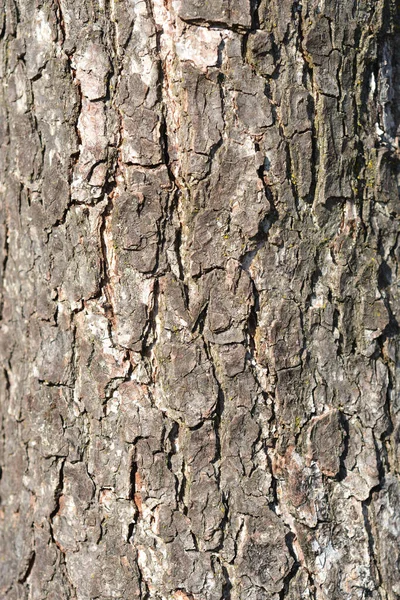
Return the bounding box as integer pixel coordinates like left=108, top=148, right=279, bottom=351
left=1, top=0, right=400, bottom=599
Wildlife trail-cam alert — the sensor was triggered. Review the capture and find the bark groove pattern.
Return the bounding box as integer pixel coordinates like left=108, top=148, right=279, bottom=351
left=0, top=0, right=400, bottom=599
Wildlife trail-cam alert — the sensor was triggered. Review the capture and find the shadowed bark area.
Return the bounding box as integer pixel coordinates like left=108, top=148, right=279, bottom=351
left=0, top=0, right=400, bottom=598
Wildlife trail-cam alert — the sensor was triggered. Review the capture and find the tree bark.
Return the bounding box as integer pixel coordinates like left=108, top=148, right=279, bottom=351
left=1, top=0, right=400, bottom=598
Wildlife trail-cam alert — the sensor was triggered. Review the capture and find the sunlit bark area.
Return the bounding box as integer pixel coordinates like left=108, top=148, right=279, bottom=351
left=1, top=0, right=400, bottom=598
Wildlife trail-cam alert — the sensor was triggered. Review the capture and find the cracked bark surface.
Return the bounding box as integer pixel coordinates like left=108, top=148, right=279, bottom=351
left=0, top=0, right=400, bottom=598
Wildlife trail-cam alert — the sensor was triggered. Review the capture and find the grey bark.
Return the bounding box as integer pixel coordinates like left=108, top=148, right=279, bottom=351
left=0, top=0, right=400, bottom=599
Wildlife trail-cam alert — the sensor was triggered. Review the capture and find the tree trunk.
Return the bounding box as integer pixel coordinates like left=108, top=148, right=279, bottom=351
left=1, top=0, right=400, bottom=598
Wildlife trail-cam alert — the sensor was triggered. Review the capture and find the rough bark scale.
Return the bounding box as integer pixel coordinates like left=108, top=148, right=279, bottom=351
left=0, top=0, right=399, bottom=598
